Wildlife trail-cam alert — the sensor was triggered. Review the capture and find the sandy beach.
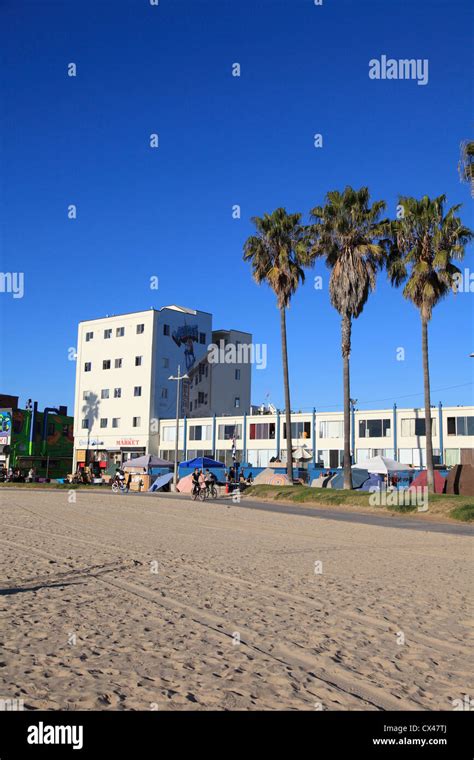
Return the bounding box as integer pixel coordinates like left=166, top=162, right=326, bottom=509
left=1, top=489, right=472, bottom=711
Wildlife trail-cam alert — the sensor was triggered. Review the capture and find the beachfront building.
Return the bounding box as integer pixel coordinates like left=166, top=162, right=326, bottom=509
left=72, top=305, right=252, bottom=469
left=156, top=404, right=474, bottom=469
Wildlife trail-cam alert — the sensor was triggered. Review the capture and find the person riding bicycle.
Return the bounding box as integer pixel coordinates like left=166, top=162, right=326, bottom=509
left=115, top=467, right=126, bottom=488
left=204, top=469, right=214, bottom=495
left=191, top=467, right=200, bottom=497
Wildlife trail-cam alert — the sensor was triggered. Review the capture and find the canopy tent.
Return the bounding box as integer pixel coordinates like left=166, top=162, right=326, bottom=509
left=148, top=472, right=174, bottom=492
left=354, top=456, right=413, bottom=474
left=180, top=456, right=225, bottom=469
left=123, top=455, right=172, bottom=471
left=330, top=468, right=370, bottom=490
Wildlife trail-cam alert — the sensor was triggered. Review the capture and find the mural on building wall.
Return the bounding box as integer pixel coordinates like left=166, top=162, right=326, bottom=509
left=171, top=323, right=199, bottom=370
left=156, top=311, right=212, bottom=419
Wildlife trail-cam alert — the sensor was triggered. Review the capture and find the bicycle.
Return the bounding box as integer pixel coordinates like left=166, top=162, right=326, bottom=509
left=111, top=478, right=127, bottom=494
left=191, top=484, right=206, bottom=501
left=205, top=482, right=218, bottom=499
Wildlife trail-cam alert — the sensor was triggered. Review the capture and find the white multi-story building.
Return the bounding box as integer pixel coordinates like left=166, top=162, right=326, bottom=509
left=73, top=305, right=252, bottom=468
left=156, top=405, right=474, bottom=469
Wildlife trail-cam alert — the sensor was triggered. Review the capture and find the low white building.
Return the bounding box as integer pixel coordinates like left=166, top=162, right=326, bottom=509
left=73, top=305, right=252, bottom=469
left=156, top=405, right=474, bottom=469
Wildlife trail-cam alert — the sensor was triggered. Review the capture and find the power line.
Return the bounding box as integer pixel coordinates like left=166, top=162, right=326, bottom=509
left=292, top=382, right=473, bottom=413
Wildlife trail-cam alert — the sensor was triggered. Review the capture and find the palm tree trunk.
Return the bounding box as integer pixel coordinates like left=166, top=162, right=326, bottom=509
left=342, top=315, right=353, bottom=489
left=421, top=316, right=435, bottom=494
left=280, top=306, right=293, bottom=481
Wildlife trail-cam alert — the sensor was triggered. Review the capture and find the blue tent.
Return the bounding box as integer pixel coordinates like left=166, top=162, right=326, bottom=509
left=360, top=472, right=384, bottom=491
left=148, top=472, right=174, bottom=492
left=180, top=456, right=226, bottom=469
left=330, top=468, right=370, bottom=490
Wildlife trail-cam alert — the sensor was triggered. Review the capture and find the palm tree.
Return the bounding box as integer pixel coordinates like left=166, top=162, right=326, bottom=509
left=386, top=195, right=473, bottom=493
left=309, top=187, right=387, bottom=489
left=243, top=208, right=308, bottom=481
left=459, top=140, right=474, bottom=197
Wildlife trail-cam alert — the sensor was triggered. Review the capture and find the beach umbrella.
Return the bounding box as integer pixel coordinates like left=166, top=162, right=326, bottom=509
left=292, top=446, right=312, bottom=461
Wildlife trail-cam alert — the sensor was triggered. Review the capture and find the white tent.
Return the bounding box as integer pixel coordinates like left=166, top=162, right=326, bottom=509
left=354, top=455, right=412, bottom=474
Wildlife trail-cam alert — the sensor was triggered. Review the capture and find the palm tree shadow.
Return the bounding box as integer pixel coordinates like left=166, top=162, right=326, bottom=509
left=81, top=391, right=100, bottom=464
left=0, top=580, right=84, bottom=596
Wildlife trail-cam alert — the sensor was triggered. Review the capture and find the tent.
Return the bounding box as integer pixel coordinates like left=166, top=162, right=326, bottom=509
left=330, top=468, right=370, bottom=490
left=180, top=456, right=225, bottom=469
left=252, top=468, right=292, bottom=486
left=408, top=470, right=445, bottom=494
left=148, top=472, right=174, bottom=492
left=360, top=472, right=385, bottom=491
left=123, top=455, right=172, bottom=470
left=176, top=473, right=194, bottom=494
left=355, top=456, right=413, bottom=474
left=444, top=464, right=474, bottom=495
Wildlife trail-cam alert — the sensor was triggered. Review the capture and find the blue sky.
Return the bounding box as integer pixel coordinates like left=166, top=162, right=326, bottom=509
left=1, top=0, right=473, bottom=414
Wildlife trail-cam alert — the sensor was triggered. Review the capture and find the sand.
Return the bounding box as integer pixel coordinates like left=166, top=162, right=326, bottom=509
left=0, top=489, right=472, bottom=711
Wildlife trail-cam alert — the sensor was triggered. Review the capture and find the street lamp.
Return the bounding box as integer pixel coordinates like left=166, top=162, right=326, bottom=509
left=168, top=365, right=189, bottom=489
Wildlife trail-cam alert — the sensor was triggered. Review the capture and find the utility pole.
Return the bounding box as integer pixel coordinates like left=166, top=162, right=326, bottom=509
left=168, top=365, right=189, bottom=489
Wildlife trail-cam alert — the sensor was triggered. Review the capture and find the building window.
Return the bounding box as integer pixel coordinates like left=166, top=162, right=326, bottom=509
left=100, top=418, right=108, bottom=428
left=81, top=419, right=89, bottom=429
left=104, top=329, right=112, bottom=339
left=101, top=389, right=109, bottom=399
left=84, top=362, right=91, bottom=372
left=114, top=388, right=121, bottom=398
left=249, top=423, right=275, bottom=440
left=358, top=419, right=391, bottom=438
left=103, top=360, right=111, bottom=370
left=116, top=327, right=124, bottom=337
left=319, top=420, right=344, bottom=438
left=162, top=357, right=169, bottom=368
left=137, top=324, right=144, bottom=334
left=163, top=324, right=170, bottom=336
left=218, top=424, right=242, bottom=440
left=198, top=391, right=205, bottom=404
left=235, top=369, right=241, bottom=380
left=112, top=418, right=120, bottom=428
left=400, top=418, right=436, bottom=437
left=189, top=424, right=212, bottom=441
left=199, top=332, right=206, bottom=344
left=447, top=416, right=474, bottom=436
left=134, top=386, right=142, bottom=397
left=234, top=397, right=240, bottom=408
left=115, top=358, right=123, bottom=369
left=85, top=331, right=93, bottom=342
left=135, top=356, right=143, bottom=366
left=284, top=421, right=311, bottom=439
left=133, top=417, right=141, bottom=427
left=161, top=388, right=168, bottom=399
